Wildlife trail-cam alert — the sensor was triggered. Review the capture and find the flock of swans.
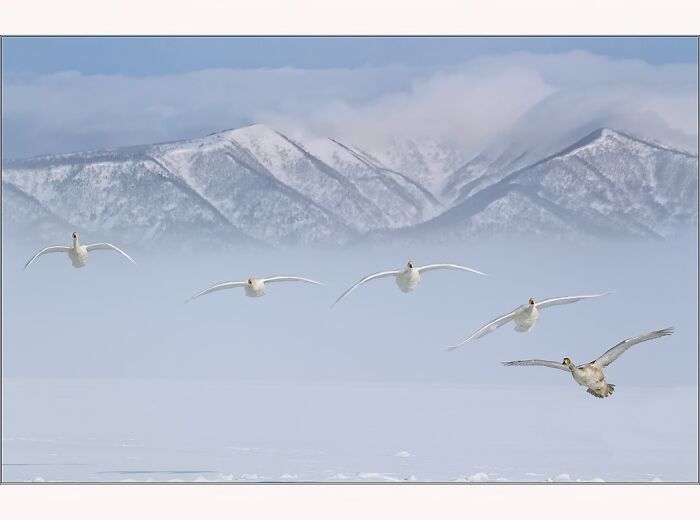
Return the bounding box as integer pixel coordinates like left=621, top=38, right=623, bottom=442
left=24, top=232, right=674, bottom=399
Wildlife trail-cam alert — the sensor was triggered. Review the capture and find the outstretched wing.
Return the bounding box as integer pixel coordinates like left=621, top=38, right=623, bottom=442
left=535, top=293, right=608, bottom=310
left=417, top=263, right=488, bottom=276
left=501, top=359, right=570, bottom=372
left=24, top=246, right=70, bottom=270
left=593, top=327, right=674, bottom=368
left=332, top=270, right=401, bottom=306
left=85, top=243, right=137, bottom=265
left=262, top=276, right=324, bottom=285
left=185, top=281, right=246, bottom=303
left=447, top=309, right=519, bottom=350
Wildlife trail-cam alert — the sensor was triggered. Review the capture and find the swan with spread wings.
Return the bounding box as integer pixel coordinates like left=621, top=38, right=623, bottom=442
left=24, top=232, right=136, bottom=270
left=448, top=293, right=610, bottom=350
left=186, top=275, right=323, bottom=302
left=502, top=327, right=674, bottom=398
left=333, top=260, right=487, bottom=306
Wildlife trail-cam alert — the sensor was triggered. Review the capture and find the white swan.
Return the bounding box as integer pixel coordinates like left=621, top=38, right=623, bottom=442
left=502, top=327, right=674, bottom=398
left=24, top=232, right=136, bottom=270
left=448, top=293, right=609, bottom=350
left=333, top=261, right=487, bottom=306
left=186, top=276, right=323, bottom=302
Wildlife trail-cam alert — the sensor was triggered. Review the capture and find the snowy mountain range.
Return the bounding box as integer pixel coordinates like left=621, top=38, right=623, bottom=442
left=2, top=125, right=697, bottom=248
left=373, top=128, right=699, bottom=243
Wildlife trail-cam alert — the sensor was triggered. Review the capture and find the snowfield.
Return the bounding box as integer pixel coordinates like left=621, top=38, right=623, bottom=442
left=2, top=378, right=694, bottom=483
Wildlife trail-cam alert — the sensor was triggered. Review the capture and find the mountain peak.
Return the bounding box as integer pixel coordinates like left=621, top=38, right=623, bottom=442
left=201, top=123, right=279, bottom=143
left=228, top=123, right=278, bottom=138
left=559, top=127, right=617, bottom=153
left=561, top=127, right=695, bottom=158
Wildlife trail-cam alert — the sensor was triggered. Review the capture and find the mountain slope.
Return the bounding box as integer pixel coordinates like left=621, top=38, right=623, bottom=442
left=2, top=180, right=74, bottom=244
left=3, top=125, right=440, bottom=247
left=3, top=147, right=255, bottom=248
left=364, top=137, right=473, bottom=198
left=372, top=129, right=698, bottom=242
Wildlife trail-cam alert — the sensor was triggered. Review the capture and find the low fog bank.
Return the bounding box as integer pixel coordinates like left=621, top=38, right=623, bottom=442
left=2, top=235, right=696, bottom=386
left=2, top=234, right=697, bottom=482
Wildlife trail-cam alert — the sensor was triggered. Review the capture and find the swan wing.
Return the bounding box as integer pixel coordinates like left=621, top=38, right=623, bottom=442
left=185, top=281, right=246, bottom=303
left=24, top=246, right=70, bottom=270
left=84, top=243, right=137, bottom=265
left=593, top=327, right=674, bottom=368
left=332, top=270, right=402, bottom=306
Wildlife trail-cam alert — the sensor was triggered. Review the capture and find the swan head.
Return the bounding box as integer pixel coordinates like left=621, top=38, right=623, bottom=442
left=562, top=357, right=573, bottom=370
left=529, top=298, right=536, bottom=305
left=72, top=231, right=78, bottom=240
left=407, top=261, right=414, bottom=269
left=247, top=278, right=253, bottom=285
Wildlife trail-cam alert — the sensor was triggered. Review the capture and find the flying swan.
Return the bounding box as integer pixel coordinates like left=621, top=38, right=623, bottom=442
left=501, top=327, right=674, bottom=398
left=333, top=261, right=487, bottom=306
left=448, top=293, right=609, bottom=350
left=186, top=276, right=323, bottom=302
left=24, top=232, right=136, bottom=270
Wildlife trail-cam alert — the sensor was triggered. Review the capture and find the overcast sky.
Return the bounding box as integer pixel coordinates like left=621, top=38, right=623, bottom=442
left=3, top=37, right=698, bottom=159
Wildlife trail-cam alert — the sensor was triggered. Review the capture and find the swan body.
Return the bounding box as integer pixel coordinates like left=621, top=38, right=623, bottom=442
left=395, top=266, right=421, bottom=293
left=243, top=278, right=267, bottom=298
left=513, top=302, right=539, bottom=332
left=68, top=243, right=89, bottom=268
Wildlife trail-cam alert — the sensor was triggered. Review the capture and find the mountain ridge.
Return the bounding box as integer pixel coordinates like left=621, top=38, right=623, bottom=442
left=367, top=127, right=697, bottom=243
left=3, top=124, right=697, bottom=248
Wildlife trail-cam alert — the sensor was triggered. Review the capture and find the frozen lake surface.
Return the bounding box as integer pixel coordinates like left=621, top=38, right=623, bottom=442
left=3, top=378, right=696, bottom=482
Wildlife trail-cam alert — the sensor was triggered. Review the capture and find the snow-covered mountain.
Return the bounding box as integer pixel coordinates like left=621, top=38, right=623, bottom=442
left=2, top=125, right=697, bottom=248
left=2, top=124, right=441, bottom=247
left=362, top=136, right=475, bottom=195
left=380, top=129, right=698, bottom=242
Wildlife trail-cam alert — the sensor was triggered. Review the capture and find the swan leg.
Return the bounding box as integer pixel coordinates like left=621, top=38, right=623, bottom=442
left=586, top=384, right=615, bottom=398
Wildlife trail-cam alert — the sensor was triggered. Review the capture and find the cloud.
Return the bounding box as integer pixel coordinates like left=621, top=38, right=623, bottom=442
left=479, top=52, right=699, bottom=155
left=287, top=51, right=697, bottom=155
left=275, top=65, right=556, bottom=152
left=3, top=65, right=421, bottom=158
left=3, top=51, right=697, bottom=160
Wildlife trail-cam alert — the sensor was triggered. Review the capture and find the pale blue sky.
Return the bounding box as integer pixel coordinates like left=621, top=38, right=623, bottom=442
left=3, top=37, right=697, bottom=78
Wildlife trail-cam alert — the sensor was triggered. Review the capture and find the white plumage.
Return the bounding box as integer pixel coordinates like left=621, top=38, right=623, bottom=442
left=24, top=232, right=136, bottom=270
left=448, top=293, right=610, bottom=350
left=333, top=261, right=487, bottom=306
left=186, top=275, right=323, bottom=302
